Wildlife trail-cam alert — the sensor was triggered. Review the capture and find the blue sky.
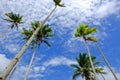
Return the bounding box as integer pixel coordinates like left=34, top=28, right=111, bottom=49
left=0, top=0, right=120, bottom=80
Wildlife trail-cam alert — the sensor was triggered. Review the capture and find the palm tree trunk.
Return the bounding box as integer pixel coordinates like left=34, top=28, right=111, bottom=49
left=83, top=39, right=98, bottom=80
left=8, top=59, right=20, bottom=80
left=95, top=43, right=118, bottom=80
left=100, top=73, right=106, bottom=80
left=24, top=49, right=36, bottom=80
left=0, top=5, right=57, bottom=80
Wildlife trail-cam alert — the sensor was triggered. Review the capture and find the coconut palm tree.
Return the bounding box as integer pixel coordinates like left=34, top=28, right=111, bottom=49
left=3, top=12, right=24, bottom=30
left=94, top=43, right=118, bottom=80
left=0, top=0, right=65, bottom=79
left=75, top=24, right=98, bottom=80
left=80, top=24, right=118, bottom=80
left=0, top=12, right=24, bottom=38
left=71, top=53, right=106, bottom=80
left=22, top=21, right=54, bottom=80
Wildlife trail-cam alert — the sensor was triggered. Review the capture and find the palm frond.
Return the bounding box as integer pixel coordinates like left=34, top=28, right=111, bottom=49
left=87, top=37, right=98, bottom=42
left=41, top=40, right=51, bottom=47
left=95, top=68, right=107, bottom=74
left=22, top=22, right=54, bottom=48
left=72, top=70, right=81, bottom=80
left=71, top=64, right=80, bottom=69
left=4, top=12, right=24, bottom=30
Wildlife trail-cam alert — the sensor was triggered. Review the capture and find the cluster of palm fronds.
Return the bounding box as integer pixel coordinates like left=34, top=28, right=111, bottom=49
left=22, top=21, right=54, bottom=48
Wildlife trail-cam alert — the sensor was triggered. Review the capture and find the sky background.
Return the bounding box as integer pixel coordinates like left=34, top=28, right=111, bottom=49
left=0, top=0, right=120, bottom=80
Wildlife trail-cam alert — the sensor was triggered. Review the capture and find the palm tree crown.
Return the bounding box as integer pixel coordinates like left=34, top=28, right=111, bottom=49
left=3, top=12, right=24, bottom=30
left=53, top=0, right=65, bottom=7
left=71, top=53, right=106, bottom=80
left=22, top=21, right=54, bottom=48
left=75, top=24, right=98, bottom=42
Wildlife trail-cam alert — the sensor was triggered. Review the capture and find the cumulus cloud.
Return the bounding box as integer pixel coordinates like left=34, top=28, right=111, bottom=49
left=43, top=56, right=76, bottom=67
left=96, top=1, right=120, bottom=18
left=25, top=56, right=76, bottom=79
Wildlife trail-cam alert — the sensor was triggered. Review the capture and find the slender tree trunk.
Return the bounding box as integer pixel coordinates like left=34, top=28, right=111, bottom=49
left=100, top=73, right=106, bottom=80
left=0, top=5, right=57, bottom=80
left=83, top=39, right=98, bottom=80
left=8, top=59, right=20, bottom=80
left=24, top=49, right=36, bottom=80
left=95, top=43, right=118, bottom=80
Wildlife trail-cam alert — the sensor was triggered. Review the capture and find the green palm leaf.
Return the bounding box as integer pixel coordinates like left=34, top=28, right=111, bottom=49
left=71, top=64, right=80, bottom=69
left=3, top=12, right=24, bottom=30
left=73, top=70, right=81, bottom=80
left=85, top=27, right=97, bottom=35
left=41, top=40, right=51, bottom=47
left=87, top=37, right=98, bottom=42
left=22, top=21, right=54, bottom=48
left=71, top=53, right=106, bottom=80
left=95, top=68, right=107, bottom=74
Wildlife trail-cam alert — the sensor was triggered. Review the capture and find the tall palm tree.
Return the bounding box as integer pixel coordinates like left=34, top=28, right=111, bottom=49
left=95, top=43, right=118, bottom=80
left=22, top=21, right=54, bottom=80
left=71, top=53, right=106, bottom=80
left=3, top=12, right=24, bottom=30
left=0, top=0, right=65, bottom=80
left=81, top=24, right=118, bottom=80
left=75, top=24, right=98, bottom=80
left=0, top=12, right=24, bottom=38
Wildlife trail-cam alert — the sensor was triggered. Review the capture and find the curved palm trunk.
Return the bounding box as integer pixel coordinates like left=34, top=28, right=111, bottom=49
left=24, top=49, right=36, bottom=80
left=83, top=39, right=98, bottom=80
left=8, top=59, right=20, bottom=80
left=95, top=43, right=118, bottom=80
left=100, top=73, right=106, bottom=80
left=0, top=5, right=57, bottom=80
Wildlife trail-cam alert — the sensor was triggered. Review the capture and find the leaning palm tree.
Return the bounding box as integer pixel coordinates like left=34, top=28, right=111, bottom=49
left=75, top=24, right=98, bottom=80
left=0, top=0, right=65, bottom=79
left=71, top=53, right=106, bottom=80
left=22, top=21, right=54, bottom=80
left=80, top=24, right=118, bottom=80
left=0, top=12, right=23, bottom=38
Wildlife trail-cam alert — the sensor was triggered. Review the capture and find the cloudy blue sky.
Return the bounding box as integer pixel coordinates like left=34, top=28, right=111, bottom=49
left=0, top=0, right=120, bottom=80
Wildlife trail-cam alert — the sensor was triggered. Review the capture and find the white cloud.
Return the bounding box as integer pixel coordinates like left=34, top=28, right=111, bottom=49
left=32, top=56, right=76, bottom=73
left=0, top=0, right=120, bottom=53
left=43, top=56, right=76, bottom=67
left=4, top=44, right=20, bottom=53
left=1, top=0, right=120, bottom=29
left=24, top=56, right=77, bottom=79
left=0, top=54, right=11, bottom=72
left=96, top=1, right=120, bottom=18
